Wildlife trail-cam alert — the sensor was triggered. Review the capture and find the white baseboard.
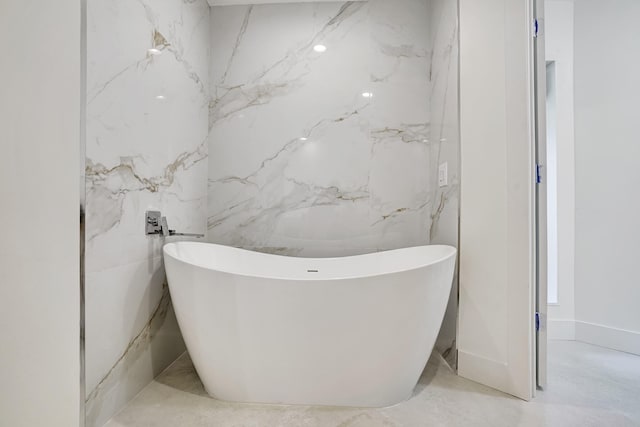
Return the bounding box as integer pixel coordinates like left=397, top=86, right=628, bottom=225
left=457, top=351, right=530, bottom=399
left=548, top=319, right=576, bottom=340
left=548, top=318, right=640, bottom=356
left=457, top=351, right=510, bottom=390
left=575, top=321, right=640, bottom=356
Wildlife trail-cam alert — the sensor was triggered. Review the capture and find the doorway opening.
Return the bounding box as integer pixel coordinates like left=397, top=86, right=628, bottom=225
left=537, top=0, right=640, bottom=420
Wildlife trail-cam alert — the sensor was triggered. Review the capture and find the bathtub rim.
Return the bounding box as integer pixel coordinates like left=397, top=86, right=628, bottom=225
left=163, top=242, right=457, bottom=283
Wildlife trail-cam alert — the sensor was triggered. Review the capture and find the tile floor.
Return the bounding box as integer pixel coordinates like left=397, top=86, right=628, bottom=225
left=105, top=341, right=640, bottom=426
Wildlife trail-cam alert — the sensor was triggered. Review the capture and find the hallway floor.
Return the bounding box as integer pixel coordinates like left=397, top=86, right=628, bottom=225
left=105, top=341, right=640, bottom=427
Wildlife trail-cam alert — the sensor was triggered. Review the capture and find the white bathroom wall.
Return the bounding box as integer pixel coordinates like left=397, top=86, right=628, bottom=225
left=544, top=0, right=576, bottom=340
left=573, top=0, right=640, bottom=355
left=206, top=0, right=456, bottom=257
left=84, top=0, right=210, bottom=425
left=0, top=1, right=81, bottom=426
left=428, top=0, right=460, bottom=365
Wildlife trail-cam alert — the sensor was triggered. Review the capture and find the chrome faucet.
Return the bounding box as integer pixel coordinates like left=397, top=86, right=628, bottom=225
left=160, top=216, right=170, bottom=237
left=145, top=211, right=204, bottom=238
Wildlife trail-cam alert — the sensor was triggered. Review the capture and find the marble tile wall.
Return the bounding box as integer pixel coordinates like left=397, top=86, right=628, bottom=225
left=207, top=0, right=436, bottom=256
left=427, top=0, right=460, bottom=367
left=207, top=0, right=459, bottom=364
left=84, top=1, right=458, bottom=425
left=85, top=0, right=210, bottom=426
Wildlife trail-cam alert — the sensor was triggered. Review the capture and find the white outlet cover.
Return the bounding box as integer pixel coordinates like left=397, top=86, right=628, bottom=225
left=438, top=162, right=448, bottom=187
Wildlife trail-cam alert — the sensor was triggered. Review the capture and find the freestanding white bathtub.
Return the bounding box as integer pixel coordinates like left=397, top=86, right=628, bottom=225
left=163, top=242, right=456, bottom=408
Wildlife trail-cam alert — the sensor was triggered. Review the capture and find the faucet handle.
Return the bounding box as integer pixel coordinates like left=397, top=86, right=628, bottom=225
left=145, top=210, right=204, bottom=238
left=145, top=211, right=162, bottom=235
left=160, top=216, right=170, bottom=237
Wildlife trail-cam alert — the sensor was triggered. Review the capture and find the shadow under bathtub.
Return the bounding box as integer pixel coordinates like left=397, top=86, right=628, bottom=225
left=156, top=350, right=447, bottom=403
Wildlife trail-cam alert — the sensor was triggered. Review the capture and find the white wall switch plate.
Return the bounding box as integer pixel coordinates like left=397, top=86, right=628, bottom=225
left=438, top=162, right=448, bottom=187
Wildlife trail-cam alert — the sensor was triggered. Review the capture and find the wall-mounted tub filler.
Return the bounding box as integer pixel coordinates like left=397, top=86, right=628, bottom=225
left=145, top=211, right=205, bottom=238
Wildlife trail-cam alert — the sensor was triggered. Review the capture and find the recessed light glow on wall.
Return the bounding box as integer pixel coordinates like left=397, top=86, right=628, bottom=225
left=299, top=137, right=308, bottom=141
left=148, top=48, right=162, bottom=55
left=155, top=95, right=166, bottom=100
left=313, top=44, right=327, bottom=53
left=362, top=92, right=374, bottom=98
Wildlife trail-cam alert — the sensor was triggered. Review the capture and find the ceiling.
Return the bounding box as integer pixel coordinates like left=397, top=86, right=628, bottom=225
left=208, top=0, right=366, bottom=6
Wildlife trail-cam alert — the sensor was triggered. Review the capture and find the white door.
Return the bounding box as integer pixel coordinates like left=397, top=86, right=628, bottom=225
left=458, top=0, right=537, bottom=400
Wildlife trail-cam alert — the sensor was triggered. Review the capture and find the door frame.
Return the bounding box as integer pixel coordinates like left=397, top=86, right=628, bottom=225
left=532, top=0, right=548, bottom=392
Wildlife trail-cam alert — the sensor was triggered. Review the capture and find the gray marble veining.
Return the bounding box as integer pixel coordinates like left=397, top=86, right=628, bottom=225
left=85, top=1, right=460, bottom=426
left=427, top=0, right=460, bottom=363
left=207, top=0, right=443, bottom=257
left=85, top=0, right=210, bottom=426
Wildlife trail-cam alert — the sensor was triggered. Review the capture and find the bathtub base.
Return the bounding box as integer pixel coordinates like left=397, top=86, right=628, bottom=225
left=203, top=387, right=416, bottom=409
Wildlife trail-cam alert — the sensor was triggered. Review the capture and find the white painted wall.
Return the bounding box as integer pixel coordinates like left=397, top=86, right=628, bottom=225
left=458, top=0, right=535, bottom=400
left=544, top=0, right=576, bottom=340
left=573, top=0, right=640, bottom=355
left=545, top=60, right=559, bottom=305
left=0, top=1, right=81, bottom=426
